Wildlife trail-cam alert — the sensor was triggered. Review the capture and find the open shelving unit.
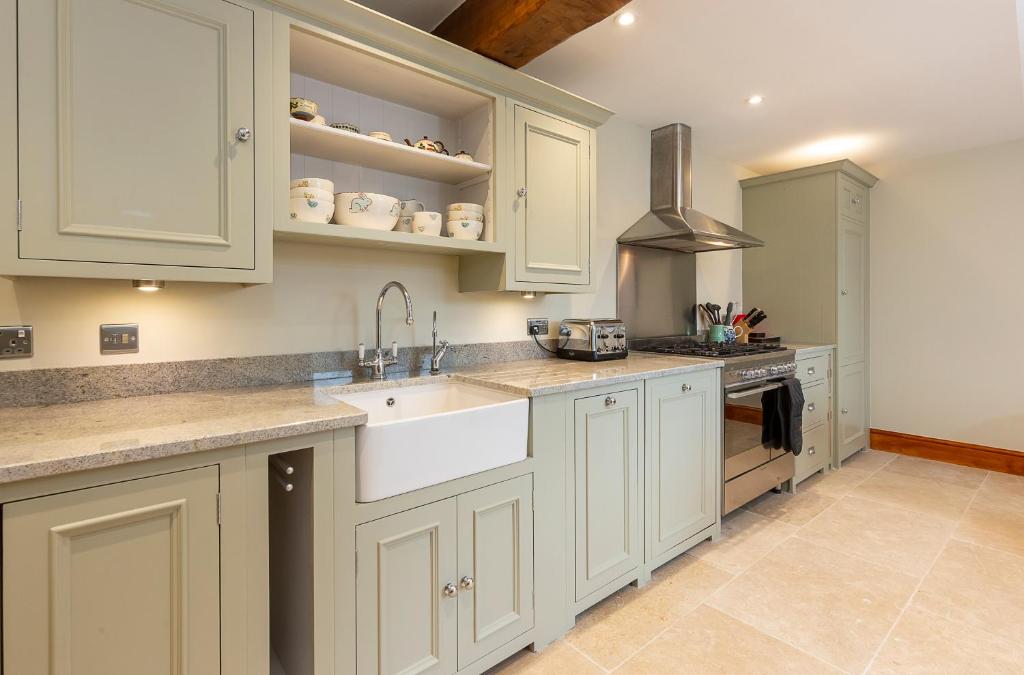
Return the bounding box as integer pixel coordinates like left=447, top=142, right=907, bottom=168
left=275, top=220, right=504, bottom=255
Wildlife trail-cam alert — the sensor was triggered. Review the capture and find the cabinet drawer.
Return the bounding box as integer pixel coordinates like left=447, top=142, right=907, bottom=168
left=803, top=381, right=828, bottom=429
left=795, top=423, right=830, bottom=484
left=796, top=354, right=828, bottom=384
left=839, top=177, right=868, bottom=223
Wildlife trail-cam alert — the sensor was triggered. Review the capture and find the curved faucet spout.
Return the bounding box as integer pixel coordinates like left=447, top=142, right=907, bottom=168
left=376, top=281, right=414, bottom=354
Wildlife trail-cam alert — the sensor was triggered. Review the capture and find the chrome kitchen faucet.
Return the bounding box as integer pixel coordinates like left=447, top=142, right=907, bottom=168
left=358, top=281, right=414, bottom=380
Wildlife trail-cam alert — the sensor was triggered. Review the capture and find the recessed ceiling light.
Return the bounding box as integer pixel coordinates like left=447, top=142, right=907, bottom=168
left=747, top=95, right=764, bottom=105
left=615, top=11, right=636, bottom=26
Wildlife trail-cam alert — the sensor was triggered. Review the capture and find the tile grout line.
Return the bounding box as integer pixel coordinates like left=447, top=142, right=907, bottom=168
left=563, top=637, right=613, bottom=673
left=857, top=476, right=985, bottom=674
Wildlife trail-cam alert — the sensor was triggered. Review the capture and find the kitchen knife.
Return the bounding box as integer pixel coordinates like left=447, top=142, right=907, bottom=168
left=724, top=302, right=733, bottom=325
left=747, top=310, right=767, bottom=328
left=698, top=304, right=715, bottom=324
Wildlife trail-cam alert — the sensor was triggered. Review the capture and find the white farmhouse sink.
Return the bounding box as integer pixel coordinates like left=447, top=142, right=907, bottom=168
left=333, top=381, right=528, bottom=502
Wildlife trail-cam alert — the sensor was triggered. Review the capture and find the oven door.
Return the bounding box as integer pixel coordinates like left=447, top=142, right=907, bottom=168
left=723, top=380, right=787, bottom=481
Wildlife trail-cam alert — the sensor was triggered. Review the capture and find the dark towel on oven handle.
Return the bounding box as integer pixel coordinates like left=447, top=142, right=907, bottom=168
left=760, top=377, right=804, bottom=456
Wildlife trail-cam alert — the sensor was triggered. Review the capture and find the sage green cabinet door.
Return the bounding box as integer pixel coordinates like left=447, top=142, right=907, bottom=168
left=645, top=372, right=718, bottom=560
left=838, top=217, right=868, bottom=366
left=2, top=466, right=221, bottom=675
left=838, top=361, right=868, bottom=462
left=18, top=0, right=257, bottom=269
left=356, top=498, right=458, bottom=675
left=574, top=389, right=640, bottom=601
left=512, top=104, right=591, bottom=286
left=456, top=475, right=534, bottom=669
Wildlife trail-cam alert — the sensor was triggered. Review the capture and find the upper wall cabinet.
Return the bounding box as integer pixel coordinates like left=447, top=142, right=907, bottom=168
left=1, top=0, right=273, bottom=282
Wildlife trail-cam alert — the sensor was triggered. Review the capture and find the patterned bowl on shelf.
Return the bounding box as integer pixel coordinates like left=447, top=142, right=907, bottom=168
left=333, top=192, right=401, bottom=230
left=446, top=219, right=484, bottom=240
left=289, top=197, right=335, bottom=224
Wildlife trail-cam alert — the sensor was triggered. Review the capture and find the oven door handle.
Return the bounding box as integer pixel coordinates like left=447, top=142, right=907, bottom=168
left=726, top=382, right=783, bottom=399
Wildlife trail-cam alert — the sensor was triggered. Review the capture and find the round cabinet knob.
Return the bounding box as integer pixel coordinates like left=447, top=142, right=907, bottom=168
left=852, top=197, right=862, bottom=205
left=442, top=582, right=458, bottom=598
left=841, top=407, right=849, bottom=414
left=841, top=289, right=849, bottom=296
left=808, top=446, right=816, bottom=455
left=681, top=384, right=692, bottom=392
left=235, top=127, right=252, bottom=142
left=516, top=187, right=528, bottom=198
left=807, top=366, right=815, bottom=375
left=808, top=402, right=816, bottom=411
left=605, top=396, right=617, bottom=407
left=459, top=576, right=475, bottom=591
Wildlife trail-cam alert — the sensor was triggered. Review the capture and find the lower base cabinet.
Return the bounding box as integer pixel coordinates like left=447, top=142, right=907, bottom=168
left=793, top=351, right=834, bottom=485
left=838, top=361, right=868, bottom=463
left=356, top=475, right=534, bottom=675
left=2, top=466, right=222, bottom=675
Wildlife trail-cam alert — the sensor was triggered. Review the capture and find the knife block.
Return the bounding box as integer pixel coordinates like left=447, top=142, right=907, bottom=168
left=734, top=321, right=752, bottom=344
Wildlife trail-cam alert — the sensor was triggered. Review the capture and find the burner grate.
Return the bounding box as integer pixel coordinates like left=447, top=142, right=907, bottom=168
left=647, top=342, right=785, bottom=358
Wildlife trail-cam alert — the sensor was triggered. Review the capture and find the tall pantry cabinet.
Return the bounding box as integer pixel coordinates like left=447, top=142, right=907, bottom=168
left=740, top=160, right=877, bottom=466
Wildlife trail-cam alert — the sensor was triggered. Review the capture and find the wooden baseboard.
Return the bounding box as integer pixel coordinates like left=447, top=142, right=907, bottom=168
left=870, top=429, right=1024, bottom=476
left=725, top=404, right=762, bottom=424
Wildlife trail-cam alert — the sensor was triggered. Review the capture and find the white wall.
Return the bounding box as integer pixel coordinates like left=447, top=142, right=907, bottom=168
left=869, top=139, right=1024, bottom=450
left=0, top=116, right=749, bottom=371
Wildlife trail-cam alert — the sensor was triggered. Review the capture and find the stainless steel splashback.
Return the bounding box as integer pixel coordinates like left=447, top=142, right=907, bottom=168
left=616, top=244, right=697, bottom=339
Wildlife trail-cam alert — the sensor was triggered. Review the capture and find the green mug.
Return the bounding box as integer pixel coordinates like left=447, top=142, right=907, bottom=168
left=709, top=324, right=727, bottom=343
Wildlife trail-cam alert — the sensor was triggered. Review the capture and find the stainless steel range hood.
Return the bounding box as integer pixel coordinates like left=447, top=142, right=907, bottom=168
left=617, top=124, right=764, bottom=252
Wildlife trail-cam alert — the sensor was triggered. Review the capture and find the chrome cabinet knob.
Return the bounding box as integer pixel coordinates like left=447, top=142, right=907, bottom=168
left=807, top=366, right=815, bottom=375
left=808, top=446, right=816, bottom=455
left=681, top=384, right=692, bottom=392
left=442, top=582, right=458, bottom=598
left=235, top=127, right=252, bottom=142
left=808, top=402, right=816, bottom=412
left=841, top=289, right=849, bottom=296
left=605, top=396, right=616, bottom=407
left=852, top=197, right=862, bottom=205
left=841, top=407, right=849, bottom=414
left=516, top=187, right=528, bottom=198
left=459, top=576, right=475, bottom=591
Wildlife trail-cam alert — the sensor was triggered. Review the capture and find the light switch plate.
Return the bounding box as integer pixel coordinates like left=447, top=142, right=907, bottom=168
left=100, top=323, right=139, bottom=354
left=0, top=325, right=33, bottom=358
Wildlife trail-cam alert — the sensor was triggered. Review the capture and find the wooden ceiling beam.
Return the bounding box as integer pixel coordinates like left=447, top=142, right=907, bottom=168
left=433, top=0, right=631, bottom=68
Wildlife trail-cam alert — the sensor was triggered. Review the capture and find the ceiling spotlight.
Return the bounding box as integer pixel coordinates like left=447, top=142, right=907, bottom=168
left=747, top=95, right=764, bottom=105
left=615, top=11, right=636, bottom=26
left=132, top=279, right=165, bottom=292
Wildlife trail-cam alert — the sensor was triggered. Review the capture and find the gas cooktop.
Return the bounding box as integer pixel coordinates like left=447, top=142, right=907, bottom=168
left=635, top=340, right=786, bottom=358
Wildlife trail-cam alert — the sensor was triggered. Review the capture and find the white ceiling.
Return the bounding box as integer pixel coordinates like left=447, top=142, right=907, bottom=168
left=356, top=0, right=1024, bottom=173
left=352, top=0, right=463, bottom=31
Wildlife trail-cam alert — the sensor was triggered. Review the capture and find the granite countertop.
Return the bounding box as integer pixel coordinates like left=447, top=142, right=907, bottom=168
left=0, top=384, right=367, bottom=485
left=455, top=353, right=722, bottom=397
left=784, top=343, right=836, bottom=357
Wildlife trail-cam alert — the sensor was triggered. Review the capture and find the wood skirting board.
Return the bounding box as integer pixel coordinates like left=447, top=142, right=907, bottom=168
left=870, top=429, right=1024, bottom=476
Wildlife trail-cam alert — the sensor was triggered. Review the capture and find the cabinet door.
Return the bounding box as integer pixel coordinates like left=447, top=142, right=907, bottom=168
left=645, top=372, right=718, bottom=560
left=357, top=499, right=458, bottom=675
left=2, top=466, right=221, bottom=675
left=513, top=104, right=592, bottom=286
left=838, top=362, right=868, bottom=462
left=838, top=217, right=868, bottom=365
left=574, top=389, right=640, bottom=601
left=457, top=475, right=534, bottom=669
left=18, top=0, right=257, bottom=270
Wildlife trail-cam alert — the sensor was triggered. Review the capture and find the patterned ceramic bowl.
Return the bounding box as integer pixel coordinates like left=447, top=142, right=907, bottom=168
left=290, top=177, right=334, bottom=192
left=446, top=209, right=483, bottom=222
left=446, top=219, right=484, bottom=240
left=289, top=197, right=335, bottom=224
left=412, top=211, right=442, bottom=236
left=333, top=192, right=400, bottom=230
left=289, top=187, right=334, bottom=203
left=446, top=202, right=483, bottom=214
left=289, top=97, right=318, bottom=120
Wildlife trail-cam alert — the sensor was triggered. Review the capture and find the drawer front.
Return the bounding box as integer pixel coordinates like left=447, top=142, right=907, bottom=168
left=794, top=423, right=830, bottom=484
left=803, top=381, right=828, bottom=429
left=839, top=177, right=868, bottom=223
left=797, top=354, right=828, bottom=384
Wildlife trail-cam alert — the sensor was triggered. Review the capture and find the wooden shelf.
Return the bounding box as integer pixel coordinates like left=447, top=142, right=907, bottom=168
left=275, top=221, right=505, bottom=256
left=289, top=119, right=492, bottom=186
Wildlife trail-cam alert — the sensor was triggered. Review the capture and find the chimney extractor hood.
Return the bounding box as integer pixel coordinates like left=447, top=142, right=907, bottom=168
left=617, top=124, right=764, bottom=253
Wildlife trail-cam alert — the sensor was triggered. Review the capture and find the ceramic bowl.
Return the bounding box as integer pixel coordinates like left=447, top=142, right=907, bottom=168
left=290, top=177, right=335, bottom=192
left=289, top=187, right=334, bottom=203
left=369, top=131, right=392, bottom=141
left=412, top=211, right=442, bottom=236
left=329, top=122, right=360, bottom=134
left=446, top=219, right=484, bottom=240
left=309, top=114, right=326, bottom=126
left=453, top=151, right=474, bottom=162
left=289, top=197, right=335, bottom=224
left=446, top=209, right=483, bottom=222
left=333, top=192, right=400, bottom=230
left=446, top=202, right=484, bottom=214
left=395, top=215, right=415, bottom=233
left=289, top=97, right=318, bottom=120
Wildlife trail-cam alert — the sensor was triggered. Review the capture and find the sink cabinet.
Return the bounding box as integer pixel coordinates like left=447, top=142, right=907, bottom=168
left=355, top=475, right=534, bottom=675
left=644, top=372, right=719, bottom=565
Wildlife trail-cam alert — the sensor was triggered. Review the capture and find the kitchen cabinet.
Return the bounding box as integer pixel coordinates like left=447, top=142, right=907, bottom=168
left=573, top=388, right=641, bottom=603
left=793, top=349, right=834, bottom=484
left=2, top=466, right=222, bottom=675
left=355, top=476, right=534, bottom=675
left=644, top=372, right=718, bottom=562
left=741, top=161, right=876, bottom=468
left=4, top=0, right=273, bottom=282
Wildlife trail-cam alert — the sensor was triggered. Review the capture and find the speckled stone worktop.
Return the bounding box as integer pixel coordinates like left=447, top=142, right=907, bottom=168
left=455, top=353, right=722, bottom=397
left=0, top=354, right=720, bottom=485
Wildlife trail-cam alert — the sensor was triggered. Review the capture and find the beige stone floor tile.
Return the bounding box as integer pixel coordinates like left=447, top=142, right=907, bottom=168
left=615, top=605, right=842, bottom=675
left=744, top=488, right=836, bottom=526
left=707, top=537, right=918, bottom=674
left=868, top=605, right=1024, bottom=675
left=953, top=499, right=1024, bottom=558
left=800, top=465, right=874, bottom=498
left=565, top=556, right=732, bottom=670
left=914, top=539, right=1024, bottom=646
left=880, top=454, right=989, bottom=489
left=973, top=471, right=1024, bottom=513
left=843, top=448, right=896, bottom=472
left=851, top=468, right=976, bottom=521
left=485, top=640, right=603, bottom=675
left=686, top=509, right=798, bottom=575
left=796, top=496, right=954, bottom=577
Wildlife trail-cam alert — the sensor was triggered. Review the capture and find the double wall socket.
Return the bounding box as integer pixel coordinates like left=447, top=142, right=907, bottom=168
left=0, top=325, right=33, bottom=358
left=100, top=323, right=139, bottom=354
left=527, top=318, right=549, bottom=336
